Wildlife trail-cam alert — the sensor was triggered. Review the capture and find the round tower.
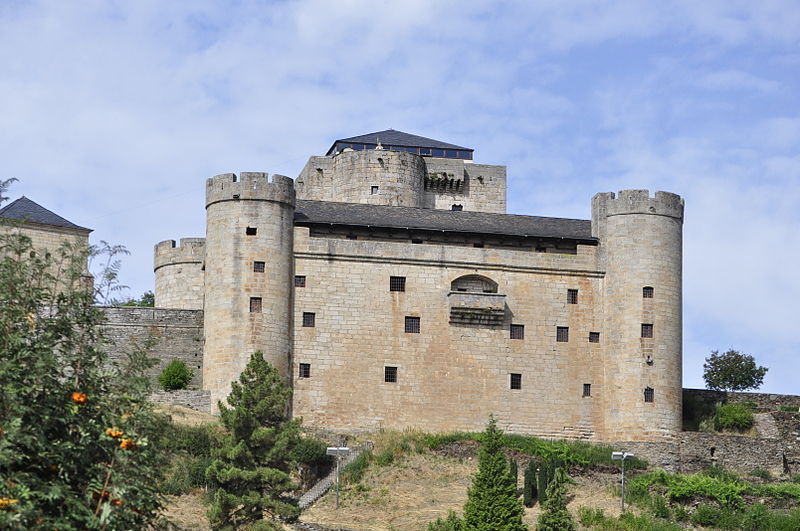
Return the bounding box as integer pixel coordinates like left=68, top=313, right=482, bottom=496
left=592, top=190, right=684, bottom=441
left=327, top=149, right=428, bottom=207
left=153, top=238, right=205, bottom=310
left=203, top=172, right=296, bottom=406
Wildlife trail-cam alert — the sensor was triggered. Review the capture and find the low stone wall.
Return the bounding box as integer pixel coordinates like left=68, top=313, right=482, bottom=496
left=149, top=389, right=212, bottom=414
left=100, top=307, right=204, bottom=388
left=684, top=388, right=800, bottom=410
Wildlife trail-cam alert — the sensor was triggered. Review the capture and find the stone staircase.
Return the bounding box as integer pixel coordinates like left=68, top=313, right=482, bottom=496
left=297, top=442, right=373, bottom=510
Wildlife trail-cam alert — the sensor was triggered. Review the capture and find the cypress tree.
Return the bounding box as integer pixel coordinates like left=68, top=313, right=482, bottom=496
left=535, top=467, right=575, bottom=531
left=509, top=458, right=519, bottom=489
left=206, top=351, right=301, bottom=530
left=462, top=417, right=527, bottom=531
left=523, top=460, right=537, bottom=507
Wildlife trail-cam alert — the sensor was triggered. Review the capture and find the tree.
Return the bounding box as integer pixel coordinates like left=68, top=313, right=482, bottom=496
left=703, top=349, right=768, bottom=392
left=120, top=290, right=155, bottom=307
left=536, top=468, right=576, bottom=531
left=462, top=416, right=527, bottom=531
left=206, top=352, right=301, bottom=530
left=158, top=359, right=195, bottom=390
left=0, top=178, right=168, bottom=529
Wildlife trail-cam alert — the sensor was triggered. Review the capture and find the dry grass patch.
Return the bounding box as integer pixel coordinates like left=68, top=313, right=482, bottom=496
left=162, top=491, right=211, bottom=530
left=155, top=404, right=219, bottom=427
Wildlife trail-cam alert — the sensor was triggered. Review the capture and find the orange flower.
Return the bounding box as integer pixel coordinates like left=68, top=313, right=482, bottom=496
left=71, top=392, right=88, bottom=404
left=111, top=498, right=123, bottom=506
left=105, top=427, right=124, bottom=438
left=119, top=438, right=137, bottom=450
left=0, top=498, right=18, bottom=509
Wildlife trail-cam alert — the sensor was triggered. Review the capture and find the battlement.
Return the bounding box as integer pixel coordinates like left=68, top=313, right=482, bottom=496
left=205, top=172, right=296, bottom=208
left=592, top=189, right=684, bottom=221
left=154, top=238, right=206, bottom=271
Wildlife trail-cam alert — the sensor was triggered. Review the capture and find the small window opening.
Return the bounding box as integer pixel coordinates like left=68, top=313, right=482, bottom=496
left=390, top=276, right=406, bottom=292
left=299, top=363, right=311, bottom=378
left=371, top=186, right=379, bottom=195
left=346, top=234, right=357, bottom=240
left=411, top=238, right=423, bottom=244
left=644, top=387, right=654, bottom=403
left=589, top=332, right=600, bottom=343
left=253, top=261, right=265, bottom=273
left=641, top=323, right=654, bottom=338
left=385, top=366, right=398, bottom=383
left=583, top=383, right=591, bottom=397
left=510, top=373, right=522, bottom=390
left=405, top=316, right=420, bottom=334
left=643, top=286, right=654, bottom=298
left=451, top=204, right=463, bottom=211
left=245, top=227, right=257, bottom=236
left=536, top=246, right=547, bottom=253
left=302, top=312, right=315, bottom=327
left=294, top=275, right=306, bottom=287
left=567, top=289, right=578, bottom=304
left=510, top=324, right=524, bottom=340
left=556, top=326, right=569, bottom=342
left=473, top=242, right=484, bottom=248
left=249, top=297, right=262, bottom=313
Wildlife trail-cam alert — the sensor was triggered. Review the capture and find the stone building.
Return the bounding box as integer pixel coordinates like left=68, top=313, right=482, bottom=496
left=154, top=130, right=684, bottom=441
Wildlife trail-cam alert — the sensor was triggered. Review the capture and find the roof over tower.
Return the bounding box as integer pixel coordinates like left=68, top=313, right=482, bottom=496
left=326, top=129, right=474, bottom=160
left=0, top=196, right=91, bottom=232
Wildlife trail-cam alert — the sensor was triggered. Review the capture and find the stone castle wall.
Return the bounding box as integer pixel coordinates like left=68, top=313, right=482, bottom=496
left=424, top=159, right=506, bottom=213
left=1, top=223, right=91, bottom=275
left=154, top=238, right=205, bottom=309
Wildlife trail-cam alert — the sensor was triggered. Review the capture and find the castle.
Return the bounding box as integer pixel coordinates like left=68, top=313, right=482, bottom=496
left=152, top=130, right=685, bottom=442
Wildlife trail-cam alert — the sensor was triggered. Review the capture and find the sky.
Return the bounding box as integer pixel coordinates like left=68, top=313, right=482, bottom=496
left=1, top=1, right=798, bottom=393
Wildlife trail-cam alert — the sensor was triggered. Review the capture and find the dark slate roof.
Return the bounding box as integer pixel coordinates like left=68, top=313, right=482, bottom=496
left=326, top=129, right=473, bottom=155
left=295, top=200, right=594, bottom=242
left=0, top=196, right=91, bottom=232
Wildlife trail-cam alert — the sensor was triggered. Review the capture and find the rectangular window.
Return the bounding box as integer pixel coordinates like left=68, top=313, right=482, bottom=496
left=556, top=326, right=569, bottom=342
left=302, top=312, right=315, bottom=327
left=405, top=316, right=420, bottom=334
left=346, top=234, right=357, bottom=240
left=385, top=366, right=397, bottom=383
left=567, top=289, right=578, bottom=304
left=294, top=275, right=306, bottom=287
left=249, top=297, right=262, bottom=313
left=390, top=276, right=406, bottom=292
left=253, top=261, right=265, bottom=273
left=510, top=373, right=522, bottom=390
left=643, top=286, right=654, bottom=298
left=245, top=227, right=257, bottom=235
left=583, top=383, right=591, bottom=397
left=644, top=387, right=654, bottom=403
left=589, top=332, right=600, bottom=343
left=642, top=323, right=654, bottom=338
left=510, top=324, right=524, bottom=340
left=371, top=186, right=379, bottom=195
left=299, top=363, right=311, bottom=378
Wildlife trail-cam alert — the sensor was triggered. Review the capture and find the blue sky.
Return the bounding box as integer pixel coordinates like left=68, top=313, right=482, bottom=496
left=2, top=1, right=798, bottom=393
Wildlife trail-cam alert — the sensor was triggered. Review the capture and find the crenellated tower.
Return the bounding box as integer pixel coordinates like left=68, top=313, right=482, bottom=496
left=153, top=238, right=205, bottom=310
left=203, top=172, right=296, bottom=406
left=592, top=190, right=684, bottom=440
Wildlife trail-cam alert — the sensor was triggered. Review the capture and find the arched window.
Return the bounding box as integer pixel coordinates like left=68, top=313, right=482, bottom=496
left=450, top=274, right=498, bottom=294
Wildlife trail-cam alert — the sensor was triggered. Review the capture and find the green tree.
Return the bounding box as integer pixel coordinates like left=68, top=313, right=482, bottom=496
left=523, top=460, right=538, bottom=507
left=463, top=416, right=527, bottom=531
left=536, top=468, right=575, bottom=531
left=120, top=290, right=155, bottom=307
left=206, top=352, right=300, bottom=530
left=158, top=359, right=195, bottom=390
left=0, top=178, right=168, bottom=529
left=703, top=349, right=768, bottom=391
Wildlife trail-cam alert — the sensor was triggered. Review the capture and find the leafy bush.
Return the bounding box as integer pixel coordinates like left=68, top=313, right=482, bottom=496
left=427, top=510, right=464, bottom=531
left=750, top=468, right=773, bottom=481
left=341, top=450, right=372, bottom=485
left=714, top=403, right=754, bottom=431
left=779, top=405, right=799, bottom=412
left=158, top=359, right=194, bottom=390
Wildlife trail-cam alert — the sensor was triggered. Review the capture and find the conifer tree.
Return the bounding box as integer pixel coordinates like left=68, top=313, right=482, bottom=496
left=206, top=352, right=300, bottom=530
left=462, top=417, right=527, bottom=531
left=523, top=460, right=537, bottom=507
left=535, top=468, right=575, bottom=531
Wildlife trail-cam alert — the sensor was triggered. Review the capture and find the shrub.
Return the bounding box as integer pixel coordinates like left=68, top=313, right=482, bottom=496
left=427, top=510, right=464, bottom=531
left=523, top=460, right=537, bottom=507
left=714, top=403, right=754, bottom=431
left=158, top=359, right=194, bottom=390
left=341, top=450, right=372, bottom=485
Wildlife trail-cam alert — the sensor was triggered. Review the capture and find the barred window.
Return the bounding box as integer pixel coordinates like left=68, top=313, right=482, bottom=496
left=583, top=383, right=591, bottom=397
left=567, top=289, right=578, bottom=304
left=302, top=312, right=315, bottom=327
left=589, top=332, right=600, bottom=343
left=249, top=297, right=262, bottom=313
left=385, top=366, right=398, bottom=383
left=644, top=387, right=654, bottom=403
left=245, top=227, right=257, bottom=235
left=642, top=323, right=653, bottom=338
left=556, top=326, right=569, bottom=342
left=299, top=363, right=311, bottom=378
left=451, top=204, right=463, bottom=211
left=643, top=286, right=654, bottom=298
left=510, top=373, right=522, bottom=390
left=390, top=276, right=406, bottom=292
left=510, top=324, right=524, bottom=340
left=253, top=261, right=265, bottom=273
left=405, top=316, right=420, bottom=334
left=294, top=275, right=306, bottom=287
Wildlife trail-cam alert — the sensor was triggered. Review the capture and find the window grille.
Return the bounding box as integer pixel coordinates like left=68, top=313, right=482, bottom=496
left=567, top=289, right=578, bottom=304
left=249, top=297, right=262, bottom=313
left=589, top=332, right=600, bottom=343
left=557, top=326, right=569, bottom=342
left=390, top=276, right=406, bottom=292
left=510, top=373, right=522, bottom=390
left=302, top=312, right=315, bottom=327
left=253, top=261, right=265, bottom=273
left=643, top=286, right=654, bottom=298
left=510, top=324, right=524, bottom=340
left=405, top=316, right=420, bottom=334
left=583, top=383, right=591, bottom=397
left=294, top=275, right=306, bottom=287
left=645, top=387, right=654, bottom=403
left=299, top=363, right=311, bottom=378
left=642, top=323, right=653, bottom=338
left=385, top=366, right=398, bottom=383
